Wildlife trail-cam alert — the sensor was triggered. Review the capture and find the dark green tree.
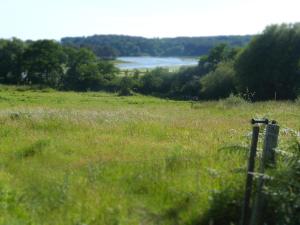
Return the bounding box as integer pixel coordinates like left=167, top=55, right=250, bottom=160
left=200, top=61, right=236, bottom=99
left=169, top=67, right=201, bottom=98
left=61, top=35, right=251, bottom=57
left=0, top=38, right=26, bottom=84
left=63, top=47, right=98, bottom=90
left=198, top=43, right=239, bottom=73
left=118, top=76, right=134, bottom=96
left=235, top=23, right=300, bottom=100
left=63, top=47, right=117, bottom=91
left=22, top=40, right=66, bottom=87
left=139, top=68, right=171, bottom=95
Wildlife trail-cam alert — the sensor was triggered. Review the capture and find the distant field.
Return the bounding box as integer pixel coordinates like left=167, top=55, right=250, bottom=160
left=117, top=66, right=188, bottom=77
left=0, top=86, right=299, bottom=224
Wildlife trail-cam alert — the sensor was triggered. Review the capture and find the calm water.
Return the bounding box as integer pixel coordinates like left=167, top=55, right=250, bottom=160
left=117, top=57, right=198, bottom=70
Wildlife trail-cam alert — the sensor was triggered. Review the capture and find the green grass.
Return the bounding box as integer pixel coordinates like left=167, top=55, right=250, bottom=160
left=116, top=65, right=195, bottom=76
left=0, top=86, right=299, bottom=224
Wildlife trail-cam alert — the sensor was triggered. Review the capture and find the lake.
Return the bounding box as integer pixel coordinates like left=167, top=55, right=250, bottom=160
left=116, top=57, right=198, bottom=70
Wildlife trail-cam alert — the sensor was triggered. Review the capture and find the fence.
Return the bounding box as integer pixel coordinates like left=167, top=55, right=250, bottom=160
left=241, top=118, right=280, bottom=225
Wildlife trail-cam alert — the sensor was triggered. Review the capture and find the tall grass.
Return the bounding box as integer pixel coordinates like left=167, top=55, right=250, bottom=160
left=0, top=86, right=298, bottom=224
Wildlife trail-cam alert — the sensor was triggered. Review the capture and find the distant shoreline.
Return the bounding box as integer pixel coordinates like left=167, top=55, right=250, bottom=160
left=115, top=56, right=198, bottom=70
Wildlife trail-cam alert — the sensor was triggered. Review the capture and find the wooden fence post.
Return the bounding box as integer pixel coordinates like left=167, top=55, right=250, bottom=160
left=250, top=123, right=280, bottom=225
left=264, top=124, right=280, bottom=166
left=240, top=125, right=260, bottom=225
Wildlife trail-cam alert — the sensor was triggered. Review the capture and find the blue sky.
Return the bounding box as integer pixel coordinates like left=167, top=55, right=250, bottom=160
left=1, top=0, right=300, bottom=40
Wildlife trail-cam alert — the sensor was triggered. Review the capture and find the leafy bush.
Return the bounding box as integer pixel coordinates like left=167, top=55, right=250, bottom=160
left=139, top=68, right=173, bottom=95
left=118, top=76, right=134, bottom=96
left=198, top=139, right=300, bottom=225
left=235, top=23, right=300, bottom=100
left=198, top=185, right=244, bottom=225
left=200, top=61, right=236, bottom=99
left=264, top=139, right=300, bottom=225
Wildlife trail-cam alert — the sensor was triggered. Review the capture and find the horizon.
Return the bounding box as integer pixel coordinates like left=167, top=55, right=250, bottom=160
left=1, top=0, right=300, bottom=40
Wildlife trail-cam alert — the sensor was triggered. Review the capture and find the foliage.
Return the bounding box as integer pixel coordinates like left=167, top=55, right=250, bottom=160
left=264, top=139, right=300, bottom=225
left=22, top=40, right=66, bottom=87
left=0, top=38, right=26, bottom=84
left=63, top=47, right=96, bottom=90
left=135, top=44, right=239, bottom=100
left=235, top=23, right=300, bottom=100
left=61, top=35, right=252, bottom=57
left=134, top=66, right=202, bottom=99
left=2, top=23, right=300, bottom=101
left=0, top=40, right=118, bottom=91
left=198, top=43, right=240, bottom=72
left=200, top=61, right=236, bottom=99
left=197, top=132, right=300, bottom=225
left=138, top=67, right=174, bottom=95
left=198, top=185, right=244, bottom=225
left=168, top=66, right=202, bottom=99
left=118, top=76, right=134, bottom=96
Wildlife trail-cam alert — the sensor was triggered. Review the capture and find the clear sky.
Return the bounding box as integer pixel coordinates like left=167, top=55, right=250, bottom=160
left=1, top=0, right=300, bottom=40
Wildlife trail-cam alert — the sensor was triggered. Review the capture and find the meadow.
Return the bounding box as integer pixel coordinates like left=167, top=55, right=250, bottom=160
left=0, top=86, right=299, bottom=225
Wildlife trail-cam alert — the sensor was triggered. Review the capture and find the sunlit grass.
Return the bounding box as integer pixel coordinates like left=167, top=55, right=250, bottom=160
left=0, top=86, right=299, bottom=224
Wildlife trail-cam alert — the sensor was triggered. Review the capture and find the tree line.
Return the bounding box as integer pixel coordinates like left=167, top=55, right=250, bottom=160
left=1, top=23, right=300, bottom=100
left=0, top=39, right=119, bottom=91
left=122, top=23, right=300, bottom=101
left=61, top=35, right=252, bottom=58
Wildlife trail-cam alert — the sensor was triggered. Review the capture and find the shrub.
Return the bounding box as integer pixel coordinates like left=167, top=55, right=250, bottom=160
left=198, top=139, right=300, bottom=225
left=139, top=68, right=172, bottom=95
left=200, top=62, right=236, bottom=99
left=264, top=139, right=300, bottom=225
left=198, top=185, right=244, bottom=225
left=118, top=76, right=134, bottom=96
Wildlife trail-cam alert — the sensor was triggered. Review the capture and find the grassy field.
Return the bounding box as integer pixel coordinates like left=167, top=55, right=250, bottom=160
left=116, top=66, right=193, bottom=77
left=0, top=86, right=299, bottom=225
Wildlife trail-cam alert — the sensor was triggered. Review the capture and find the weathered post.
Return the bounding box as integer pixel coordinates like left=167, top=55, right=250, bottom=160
left=264, top=123, right=280, bottom=166
left=250, top=123, right=279, bottom=225
left=240, top=125, right=259, bottom=225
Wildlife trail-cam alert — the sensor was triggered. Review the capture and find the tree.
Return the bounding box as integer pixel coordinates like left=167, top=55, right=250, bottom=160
left=22, top=40, right=66, bottom=87
left=169, top=67, right=201, bottom=98
left=198, top=43, right=239, bottom=73
left=200, top=61, right=236, bottom=99
left=118, top=76, right=134, bottom=96
left=63, top=47, right=117, bottom=91
left=0, top=38, right=26, bottom=84
left=139, top=68, right=171, bottom=94
left=61, top=35, right=251, bottom=57
left=76, top=63, right=104, bottom=90
left=235, top=23, right=300, bottom=100
left=63, top=47, right=97, bottom=90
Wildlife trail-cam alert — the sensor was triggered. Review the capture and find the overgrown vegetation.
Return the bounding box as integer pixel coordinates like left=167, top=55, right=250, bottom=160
left=0, top=87, right=298, bottom=224
left=198, top=132, right=300, bottom=225
left=235, top=23, right=300, bottom=100
left=265, top=138, right=300, bottom=225
left=0, top=21, right=299, bottom=224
